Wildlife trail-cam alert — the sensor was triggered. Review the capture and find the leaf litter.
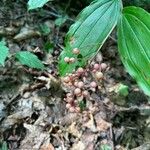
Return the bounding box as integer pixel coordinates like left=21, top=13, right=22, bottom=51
left=0, top=0, right=150, bottom=150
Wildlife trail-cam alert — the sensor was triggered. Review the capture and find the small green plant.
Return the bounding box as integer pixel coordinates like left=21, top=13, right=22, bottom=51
left=0, top=40, right=44, bottom=70
left=100, top=144, right=112, bottom=150
left=0, top=141, right=8, bottom=150
left=27, top=0, right=52, bottom=10
left=58, top=0, right=150, bottom=97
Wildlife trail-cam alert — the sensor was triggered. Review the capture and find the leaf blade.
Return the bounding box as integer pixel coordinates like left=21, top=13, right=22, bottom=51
left=59, top=0, right=121, bottom=76
left=0, top=41, right=9, bottom=66
left=118, top=6, right=150, bottom=96
left=15, top=51, right=44, bottom=70
left=28, top=0, right=49, bottom=10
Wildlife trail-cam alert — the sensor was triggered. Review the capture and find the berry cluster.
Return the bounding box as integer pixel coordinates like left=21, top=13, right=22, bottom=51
left=62, top=58, right=107, bottom=113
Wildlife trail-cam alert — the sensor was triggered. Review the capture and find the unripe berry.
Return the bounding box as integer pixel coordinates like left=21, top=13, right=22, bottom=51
left=74, top=88, right=82, bottom=96
left=90, top=81, right=97, bottom=88
left=101, top=63, right=107, bottom=70
left=77, top=81, right=84, bottom=88
left=70, top=57, right=75, bottom=63
left=64, top=57, right=70, bottom=63
left=73, top=48, right=80, bottom=54
left=94, top=63, right=100, bottom=70
left=95, top=71, right=103, bottom=80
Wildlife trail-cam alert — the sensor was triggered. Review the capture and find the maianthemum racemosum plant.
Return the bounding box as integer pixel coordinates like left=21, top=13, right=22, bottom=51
left=58, top=0, right=150, bottom=97
left=1, top=0, right=150, bottom=97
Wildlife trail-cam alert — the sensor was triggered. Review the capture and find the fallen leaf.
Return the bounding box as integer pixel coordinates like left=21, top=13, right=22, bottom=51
left=71, top=141, right=85, bottom=150
left=40, top=143, right=55, bottom=150
left=83, top=114, right=97, bottom=132
left=67, top=122, right=82, bottom=138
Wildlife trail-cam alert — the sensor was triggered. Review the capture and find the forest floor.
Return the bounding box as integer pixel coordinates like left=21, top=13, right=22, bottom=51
left=0, top=0, right=150, bottom=150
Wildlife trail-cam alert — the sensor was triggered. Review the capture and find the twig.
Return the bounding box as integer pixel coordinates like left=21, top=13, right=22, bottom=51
left=109, top=35, right=117, bottom=43
left=115, top=105, right=150, bottom=114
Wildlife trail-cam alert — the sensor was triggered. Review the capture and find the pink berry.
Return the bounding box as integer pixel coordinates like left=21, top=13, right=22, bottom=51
left=90, top=81, right=97, bottom=88
left=70, top=57, right=75, bottom=63
left=73, top=48, right=80, bottom=54
left=101, top=63, right=107, bottom=70
left=66, top=97, right=74, bottom=103
left=92, top=69, right=97, bottom=73
left=66, top=93, right=73, bottom=98
left=77, top=81, right=84, bottom=88
left=74, top=81, right=78, bottom=87
left=68, top=82, right=73, bottom=86
left=75, top=107, right=81, bottom=112
left=64, top=57, right=70, bottom=63
left=77, top=67, right=84, bottom=74
left=63, top=76, right=70, bottom=83
left=82, top=90, right=89, bottom=97
left=74, top=88, right=82, bottom=96
left=69, top=107, right=75, bottom=112
left=95, top=71, right=103, bottom=80
left=94, top=63, right=100, bottom=70
left=66, top=103, right=71, bottom=109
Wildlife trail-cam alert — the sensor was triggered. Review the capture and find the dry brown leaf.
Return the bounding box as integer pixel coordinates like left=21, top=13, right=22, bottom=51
left=83, top=114, right=97, bottom=132
left=71, top=141, right=85, bottom=150
left=14, top=27, right=41, bottom=42
left=95, top=117, right=111, bottom=131
left=67, top=122, right=82, bottom=138
left=40, top=143, right=55, bottom=150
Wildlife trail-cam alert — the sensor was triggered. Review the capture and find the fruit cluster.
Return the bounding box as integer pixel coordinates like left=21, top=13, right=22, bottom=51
left=62, top=56, right=107, bottom=113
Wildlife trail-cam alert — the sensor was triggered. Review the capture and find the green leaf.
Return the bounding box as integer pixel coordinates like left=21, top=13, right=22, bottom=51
left=118, top=6, right=150, bottom=96
left=15, top=51, right=44, bottom=70
left=39, top=23, right=51, bottom=36
left=28, top=0, right=50, bottom=10
left=55, top=16, right=68, bottom=27
left=100, top=144, right=112, bottom=150
left=0, top=41, right=9, bottom=66
left=44, top=41, right=54, bottom=53
left=116, top=83, right=129, bottom=97
left=0, top=141, right=8, bottom=150
left=58, top=0, right=121, bottom=76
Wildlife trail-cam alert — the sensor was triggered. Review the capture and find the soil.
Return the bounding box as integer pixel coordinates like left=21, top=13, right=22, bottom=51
left=0, top=0, right=150, bottom=150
